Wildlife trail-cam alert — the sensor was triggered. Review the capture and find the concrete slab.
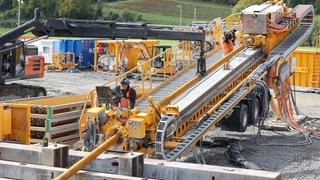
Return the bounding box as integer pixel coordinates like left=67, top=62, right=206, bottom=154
left=0, top=142, right=281, bottom=180
left=144, top=159, right=282, bottom=180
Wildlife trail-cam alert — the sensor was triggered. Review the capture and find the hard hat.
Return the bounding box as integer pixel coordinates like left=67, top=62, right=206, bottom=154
left=120, top=78, right=130, bottom=85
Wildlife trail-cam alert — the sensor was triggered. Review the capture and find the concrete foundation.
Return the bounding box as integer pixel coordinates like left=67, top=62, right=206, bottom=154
left=0, top=142, right=281, bottom=180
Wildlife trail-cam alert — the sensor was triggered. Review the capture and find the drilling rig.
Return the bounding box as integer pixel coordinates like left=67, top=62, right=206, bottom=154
left=77, top=0, right=314, bottom=161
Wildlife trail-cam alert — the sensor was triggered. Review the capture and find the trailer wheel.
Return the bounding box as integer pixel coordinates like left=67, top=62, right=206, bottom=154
left=236, top=104, right=249, bottom=132
left=250, top=97, right=260, bottom=125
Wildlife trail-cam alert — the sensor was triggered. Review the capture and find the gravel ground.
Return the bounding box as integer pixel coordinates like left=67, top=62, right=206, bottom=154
left=14, top=70, right=320, bottom=180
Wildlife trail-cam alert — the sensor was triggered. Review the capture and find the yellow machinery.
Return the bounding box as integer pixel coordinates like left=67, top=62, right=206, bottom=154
left=45, top=52, right=76, bottom=72
left=0, top=1, right=318, bottom=179
left=77, top=0, right=316, bottom=161
left=93, top=39, right=180, bottom=75
left=93, top=40, right=160, bottom=71
left=290, top=48, right=320, bottom=88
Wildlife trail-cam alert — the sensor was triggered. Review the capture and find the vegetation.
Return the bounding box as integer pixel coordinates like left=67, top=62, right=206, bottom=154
left=232, top=0, right=264, bottom=13
left=0, top=28, right=10, bottom=34
left=0, top=0, right=318, bottom=46
left=0, top=0, right=233, bottom=27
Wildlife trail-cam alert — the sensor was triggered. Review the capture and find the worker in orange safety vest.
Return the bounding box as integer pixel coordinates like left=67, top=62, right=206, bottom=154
left=112, top=78, right=137, bottom=125
left=220, top=28, right=236, bottom=56
left=112, top=77, right=137, bottom=109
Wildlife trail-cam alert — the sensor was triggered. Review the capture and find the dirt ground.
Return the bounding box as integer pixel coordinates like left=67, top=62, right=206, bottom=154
left=15, top=70, right=320, bottom=180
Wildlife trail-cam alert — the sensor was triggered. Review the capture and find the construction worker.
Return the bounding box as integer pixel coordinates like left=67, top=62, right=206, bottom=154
left=112, top=77, right=137, bottom=109
left=220, top=28, right=236, bottom=56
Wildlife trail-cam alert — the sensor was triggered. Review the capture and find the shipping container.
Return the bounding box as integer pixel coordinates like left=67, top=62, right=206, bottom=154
left=290, top=48, right=320, bottom=88
left=59, top=39, right=95, bottom=68
left=30, top=39, right=60, bottom=64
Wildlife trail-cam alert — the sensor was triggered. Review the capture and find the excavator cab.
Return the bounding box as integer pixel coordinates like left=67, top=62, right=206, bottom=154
left=0, top=44, right=44, bottom=81
left=151, top=45, right=171, bottom=68
left=151, top=45, right=177, bottom=74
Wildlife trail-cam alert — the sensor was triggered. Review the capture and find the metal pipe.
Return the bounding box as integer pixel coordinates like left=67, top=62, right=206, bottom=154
left=56, top=130, right=122, bottom=180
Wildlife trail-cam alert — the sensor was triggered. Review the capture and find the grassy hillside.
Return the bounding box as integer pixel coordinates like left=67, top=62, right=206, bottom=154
left=103, top=0, right=232, bottom=25
left=1, top=1, right=232, bottom=33
left=0, top=28, right=10, bottom=34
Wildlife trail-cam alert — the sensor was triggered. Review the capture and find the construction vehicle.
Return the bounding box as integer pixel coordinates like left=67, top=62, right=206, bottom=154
left=74, top=0, right=315, bottom=167
left=45, top=52, right=76, bottom=72
left=0, top=8, right=205, bottom=101
left=94, top=40, right=180, bottom=75
left=0, top=41, right=47, bottom=101
left=94, top=40, right=160, bottom=72
left=0, top=1, right=316, bottom=179
left=124, top=42, right=178, bottom=75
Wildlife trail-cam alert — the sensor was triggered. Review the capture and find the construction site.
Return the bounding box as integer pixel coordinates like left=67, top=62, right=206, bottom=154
left=0, top=1, right=320, bottom=179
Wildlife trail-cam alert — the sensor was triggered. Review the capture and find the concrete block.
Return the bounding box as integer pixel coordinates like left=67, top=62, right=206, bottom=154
left=41, top=143, right=68, bottom=168
left=0, top=142, right=41, bottom=164
left=118, top=152, right=144, bottom=177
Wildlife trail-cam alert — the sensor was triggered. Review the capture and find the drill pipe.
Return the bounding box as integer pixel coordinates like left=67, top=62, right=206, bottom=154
left=56, top=131, right=122, bottom=180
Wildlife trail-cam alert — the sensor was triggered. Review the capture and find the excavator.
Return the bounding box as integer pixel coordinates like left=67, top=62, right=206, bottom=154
left=0, top=8, right=206, bottom=101
left=124, top=42, right=178, bottom=75
left=0, top=42, right=46, bottom=101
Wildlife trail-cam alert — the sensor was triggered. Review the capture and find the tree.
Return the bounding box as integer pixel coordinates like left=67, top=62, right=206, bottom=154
left=232, top=0, right=264, bottom=14
left=24, top=0, right=59, bottom=19
left=58, top=0, right=94, bottom=19
left=303, top=16, right=320, bottom=47
left=94, top=0, right=103, bottom=19
left=106, top=11, right=120, bottom=21
left=0, top=0, right=12, bottom=11
left=121, top=11, right=135, bottom=22
left=287, top=0, right=319, bottom=14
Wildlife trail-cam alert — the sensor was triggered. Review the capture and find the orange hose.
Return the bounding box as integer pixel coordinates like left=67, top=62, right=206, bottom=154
left=280, top=79, right=320, bottom=135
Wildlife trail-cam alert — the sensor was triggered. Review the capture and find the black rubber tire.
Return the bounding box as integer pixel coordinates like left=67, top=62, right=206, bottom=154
left=236, top=104, right=249, bottom=132
left=250, top=97, right=260, bottom=125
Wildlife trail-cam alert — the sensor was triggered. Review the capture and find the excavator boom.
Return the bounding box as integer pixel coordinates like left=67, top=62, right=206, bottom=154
left=0, top=8, right=206, bottom=101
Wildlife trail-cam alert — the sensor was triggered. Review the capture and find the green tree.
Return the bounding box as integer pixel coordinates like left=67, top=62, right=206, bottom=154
left=0, top=0, right=12, bottom=11
left=232, top=0, right=264, bottom=13
left=58, top=0, right=94, bottom=19
left=303, top=16, right=320, bottom=47
left=24, top=0, right=59, bottom=19
left=94, top=0, right=103, bottom=19
left=105, top=11, right=120, bottom=21
left=121, top=11, right=135, bottom=22
left=287, top=0, right=319, bottom=14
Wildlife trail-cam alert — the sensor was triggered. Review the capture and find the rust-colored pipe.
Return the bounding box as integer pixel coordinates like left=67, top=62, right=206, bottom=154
left=56, top=131, right=122, bottom=180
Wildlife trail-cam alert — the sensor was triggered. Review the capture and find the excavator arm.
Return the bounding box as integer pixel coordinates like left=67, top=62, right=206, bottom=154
left=0, top=9, right=205, bottom=48
left=0, top=8, right=207, bottom=78
left=0, top=8, right=206, bottom=101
